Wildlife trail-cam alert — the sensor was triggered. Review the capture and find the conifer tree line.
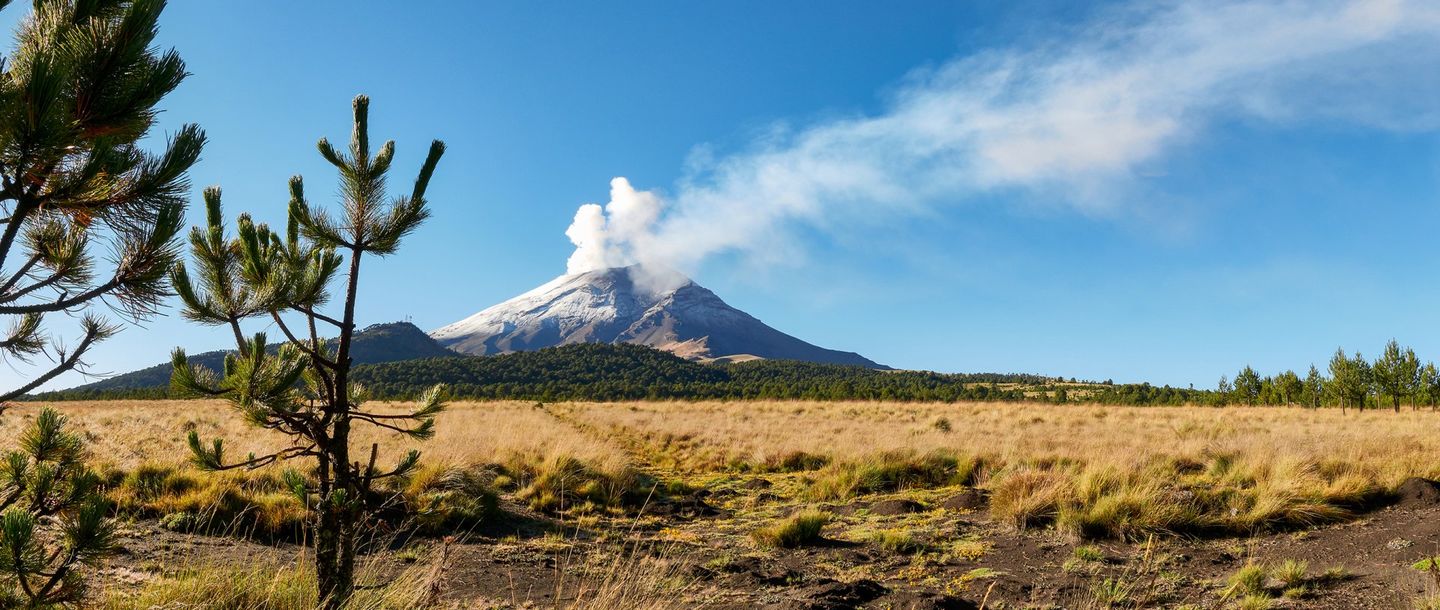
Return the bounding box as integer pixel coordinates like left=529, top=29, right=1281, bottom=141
left=1215, top=339, right=1440, bottom=412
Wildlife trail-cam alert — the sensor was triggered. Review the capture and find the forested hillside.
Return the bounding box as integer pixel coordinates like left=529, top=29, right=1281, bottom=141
left=37, top=343, right=1078, bottom=402
left=34, top=322, right=456, bottom=397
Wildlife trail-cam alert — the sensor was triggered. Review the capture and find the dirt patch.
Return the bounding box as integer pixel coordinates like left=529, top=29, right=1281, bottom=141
left=878, top=591, right=979, bottom=610
left=774, top=577, right=887, bottom=610
left=1396, top=477, right=1440, bottom=507
left=941, top=489, right=987, bottom=511
left=869, top=498, right=925, bottom=515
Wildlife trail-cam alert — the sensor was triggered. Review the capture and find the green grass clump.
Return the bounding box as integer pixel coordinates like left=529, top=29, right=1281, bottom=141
left=751, top=510, right=830, bottom=548
left=868, top=529, right=922, bottom=554
left=1270, top=559, right=1307, bottom=590
left=806, top=451, right=980, bottom=501
left=399, top=465, right=501, bottom=535
left=988, top=468, right=1068, bottom=529
left=1222, top=562, right=1267, bottom=600
left=1089, top=578, right=1132, bottom=607
left=106, top=462, right=504, bottom=540
left=107, top=464, right=306, bottom=539
left=101, top=562, right=438, bottom=610
left=509, top=455, right=649, bottom=514
left=761, top=451, right=830, bottom=473
left=1236, top=594, right=1271, bottom=610
left=1072, top=545, right=1105, bottom=562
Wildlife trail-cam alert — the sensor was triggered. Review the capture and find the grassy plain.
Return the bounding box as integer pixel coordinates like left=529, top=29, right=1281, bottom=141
left=7, top=399, right=1440, bottom=608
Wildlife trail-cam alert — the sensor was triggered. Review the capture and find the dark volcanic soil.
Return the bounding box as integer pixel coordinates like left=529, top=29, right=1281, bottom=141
left=97, top=483, right=1440, bottom=609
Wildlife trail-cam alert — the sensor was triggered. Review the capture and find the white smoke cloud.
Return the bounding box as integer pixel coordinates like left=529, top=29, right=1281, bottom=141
left=564, top=177, right=663, bottom=274
left=565, top=0, right=1440, bottom=276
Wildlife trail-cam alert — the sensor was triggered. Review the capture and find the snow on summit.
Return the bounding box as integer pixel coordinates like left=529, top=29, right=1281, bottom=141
left=429, top=266, right=883, bottom=367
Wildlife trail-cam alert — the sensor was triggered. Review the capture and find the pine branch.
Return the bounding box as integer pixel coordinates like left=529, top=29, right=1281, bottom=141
left=0, top=316, right=115, bottom=402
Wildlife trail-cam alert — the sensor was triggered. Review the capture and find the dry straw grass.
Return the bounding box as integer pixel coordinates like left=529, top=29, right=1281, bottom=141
left=8, top=399, right=1440, bottom=539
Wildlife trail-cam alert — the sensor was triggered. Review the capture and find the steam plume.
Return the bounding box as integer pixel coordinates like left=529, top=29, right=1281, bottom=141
left=566, top=0, right=1440, bottom=276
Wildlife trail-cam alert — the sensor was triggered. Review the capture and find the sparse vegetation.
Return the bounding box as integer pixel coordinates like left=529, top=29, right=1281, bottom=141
left=868, top=529, right=923, bottom=554
left=806, top=450, right=980, bottom=501
left=751, top=510, right=830, bottom=548
left=0, top=399, right=1425, bottom=607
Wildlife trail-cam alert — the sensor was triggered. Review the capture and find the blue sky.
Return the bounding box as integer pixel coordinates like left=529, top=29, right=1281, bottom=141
left=8, top=0, right=1440, bottom=391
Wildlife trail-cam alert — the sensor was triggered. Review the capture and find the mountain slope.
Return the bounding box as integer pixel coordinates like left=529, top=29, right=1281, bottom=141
left=430, top=266, right=884, bottom=368
left=44, top=322, right=456, bottom=394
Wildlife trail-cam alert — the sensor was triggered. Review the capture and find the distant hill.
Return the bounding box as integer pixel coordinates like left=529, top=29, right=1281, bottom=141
left=36, top=322, right=456, bottom=398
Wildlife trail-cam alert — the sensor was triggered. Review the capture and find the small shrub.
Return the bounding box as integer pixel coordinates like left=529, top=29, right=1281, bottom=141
left=932, top=417, right=953, bottom=433
left=158, top=511, right=200, bottom=532
left=751, top=510, right=830, bottom=548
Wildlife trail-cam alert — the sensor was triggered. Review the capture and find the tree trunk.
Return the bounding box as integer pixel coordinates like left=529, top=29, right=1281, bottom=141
left=315, top=451, right=341, bottom=609
left=318, top=246, right=364, bottom=610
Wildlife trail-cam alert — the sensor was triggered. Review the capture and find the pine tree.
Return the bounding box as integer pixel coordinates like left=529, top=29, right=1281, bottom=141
left=1350, top=351, right=1373, bottom=411
left=1274, top=370, right=1303, bottom=406
left=1303, top=365, right=1325, bottom=409
left=1372, top=339, right=1419, bottom=413
left=1215, top=375, right=1232, bottom=406
left=0, top=0, right=202, bottom=401
left=1328, top=348, right=1358, bottom=412
left=0, top=1, right=198, bottom=604
left=169, top=96, right=444, bottom=609
left=0, top=409, right=114, bottom=606
left=1233, top=366, right=1262, bottom=405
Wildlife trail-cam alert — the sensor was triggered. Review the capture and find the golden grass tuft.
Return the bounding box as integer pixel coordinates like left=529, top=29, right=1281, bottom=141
left=8, top=400, right=1438, bottom=543
left=751, top=509, right=830, bottom=548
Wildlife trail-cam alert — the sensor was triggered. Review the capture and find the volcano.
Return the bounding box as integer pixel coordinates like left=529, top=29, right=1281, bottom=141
left=429, top=266, right=884, bottom=368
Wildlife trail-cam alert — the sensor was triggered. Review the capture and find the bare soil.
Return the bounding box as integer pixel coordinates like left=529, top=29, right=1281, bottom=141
left=98, top=480, right=1440, bottom=609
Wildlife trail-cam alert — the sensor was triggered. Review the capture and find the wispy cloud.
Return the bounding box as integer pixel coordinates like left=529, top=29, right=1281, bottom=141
left=566, top=0, right=1440, bottom=277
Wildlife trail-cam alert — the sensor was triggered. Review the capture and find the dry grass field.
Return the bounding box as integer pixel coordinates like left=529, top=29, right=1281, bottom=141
left=7, top=399, right=1440, bottom=608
